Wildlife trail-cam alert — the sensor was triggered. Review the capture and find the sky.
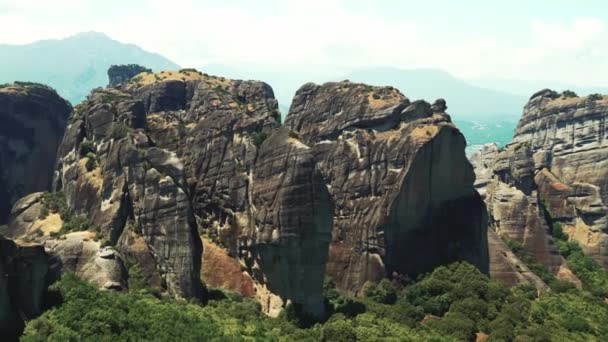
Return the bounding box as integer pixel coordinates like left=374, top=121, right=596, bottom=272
left=0, top=0, right=606, bottom=86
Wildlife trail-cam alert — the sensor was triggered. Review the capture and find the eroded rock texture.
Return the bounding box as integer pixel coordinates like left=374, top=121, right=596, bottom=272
left=0, top=236, right=49, bottom=338
left=0, top=83, right=71, bottom=223
left=286, top=82, right=489, bottom=294
left=245, top=127, right=333, bottom=317
left=51, top=70, right=324, bottom=310
left=472, top=90, right=608, bottom=285
left=7, top=70, right=491, bottom=318
left=52, top=74, right=217, bottom=299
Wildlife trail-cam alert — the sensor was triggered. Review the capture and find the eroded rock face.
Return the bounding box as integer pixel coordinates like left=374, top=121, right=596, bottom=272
left=472, top=90, right=608, bottom=285
left=286, top=82, right=489, bottom=294
left=0, top=236, right=49, bottom=338
left=50, top=71, right=332, bottom=316
left=8, top=70, right=491, bottom=318
left=244, top=127, right=333, bottom=317
left=6, top=194, right=128, bottom=293
left=52, top=78, right=211, bottom=299
left=0, top=83, right=71, bottom=223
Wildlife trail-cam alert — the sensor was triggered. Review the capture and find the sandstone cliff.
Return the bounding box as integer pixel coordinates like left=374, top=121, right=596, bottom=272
left=286, top=82, right=489, bottom=294
left=472, top=90, right=608, bottom=286
left=0, top=82, right=71, bottom=223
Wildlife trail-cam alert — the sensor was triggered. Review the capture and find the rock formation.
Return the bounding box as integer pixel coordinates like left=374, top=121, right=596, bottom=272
left=107, top=64, right=152, bottom=87
left=7, top=69, right=490, bottom=318
left=8, top=69, right=316, bottom=314
left=286, top=82, right=489, bottom=294
left=0, top=82, right=71, bottom=223
left=50, top=77, right=208, bottom=300
left=472, top=90, right=608, bottom=285
left=0, top=235, right=49, bottom=338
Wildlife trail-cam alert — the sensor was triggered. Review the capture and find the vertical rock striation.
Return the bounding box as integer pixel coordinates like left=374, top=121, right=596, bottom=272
left=472, top=90, right=608, bottom=286
left=7, top=69, right=491, bottom=318
left=0, top=83, right=71, bottom=223
left=286, top=81, right=488, bottom=294
left=52, top=80, right=205, bottom=299
left=245, top=127, right=333, bottom=317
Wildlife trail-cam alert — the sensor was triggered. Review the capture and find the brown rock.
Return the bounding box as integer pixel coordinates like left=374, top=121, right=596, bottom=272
left=473, top=90, right=607, bottom=285
left=202, top=238, right=254, bottom=298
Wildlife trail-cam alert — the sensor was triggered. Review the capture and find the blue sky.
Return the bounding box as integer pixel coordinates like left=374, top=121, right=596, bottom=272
left=0, top=0, right=606, bottom=85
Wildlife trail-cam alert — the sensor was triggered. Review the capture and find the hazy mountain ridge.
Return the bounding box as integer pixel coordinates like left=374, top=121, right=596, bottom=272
left=469, top=78, right=608, bottom=97
left=345, top=67, right=527, bottom=120
left=0, top=32, right=179, bottom=105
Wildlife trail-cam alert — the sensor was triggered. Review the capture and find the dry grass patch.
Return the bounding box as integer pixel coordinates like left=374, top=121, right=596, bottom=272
left=0, top=85, right=28, bottom=95
left=367, top=88, right=403, bottom=110
left=127, top=70, right=234, bottom=90
left=411, top=125, right=439, bottom=141
left=31, top=213, right=63, bottom=236
left=78, top=158, right=103, bottom=194
left=546, top=94, right=607, bottom=108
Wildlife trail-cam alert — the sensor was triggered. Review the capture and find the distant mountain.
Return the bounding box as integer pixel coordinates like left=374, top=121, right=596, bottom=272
left=468, top=78, right=608, bottom=98
left=345, top=67, right=527, bottom=121
left=202, top=64, right=531, bottom=121
left=0, top=32, right=179, bottom=105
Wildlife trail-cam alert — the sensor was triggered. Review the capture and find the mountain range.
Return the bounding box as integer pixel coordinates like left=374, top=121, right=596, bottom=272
left=0, top=32, right=179, bottom=104
left=2, top=31, right=604, bottom=134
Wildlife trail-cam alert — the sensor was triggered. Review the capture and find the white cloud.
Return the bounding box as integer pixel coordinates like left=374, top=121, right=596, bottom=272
left=531, top=18, right=604, bottom=50
left=0, top=0, right=605, bottom=86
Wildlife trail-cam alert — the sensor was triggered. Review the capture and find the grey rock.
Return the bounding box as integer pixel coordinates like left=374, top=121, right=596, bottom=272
left=0, top=83, right=71, bottom=223
left=286, top=81, right=489, bottom=295
left=0, top=236, right=49, bottom=338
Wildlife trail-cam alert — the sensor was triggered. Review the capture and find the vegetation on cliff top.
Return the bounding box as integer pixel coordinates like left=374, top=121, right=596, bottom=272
left=21, top=262, right=608, bottom=341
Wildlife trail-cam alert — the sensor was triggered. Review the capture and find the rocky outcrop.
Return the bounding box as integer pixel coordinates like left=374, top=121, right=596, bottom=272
left=472, top=90, right=608, bottom=285
left=8, top=69, right=327, bottom=314
left=107, top=64, right=152, bottom=87
left=6, top=193, right=128, bottom=292
left=46, top=232, right=128, bottom=291
left=51, top=84, right=204, bottom=299
left=286, top=81, right=488, bottom=294
left=0, top=83, right=71, bottom=223
left=0, top=236, right=49, bottom=339
left=7, top=69, right=490, bottom=318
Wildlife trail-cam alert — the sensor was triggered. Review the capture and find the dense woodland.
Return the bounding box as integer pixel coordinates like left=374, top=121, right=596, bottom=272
left=22, top=255, right=608, bottom=341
